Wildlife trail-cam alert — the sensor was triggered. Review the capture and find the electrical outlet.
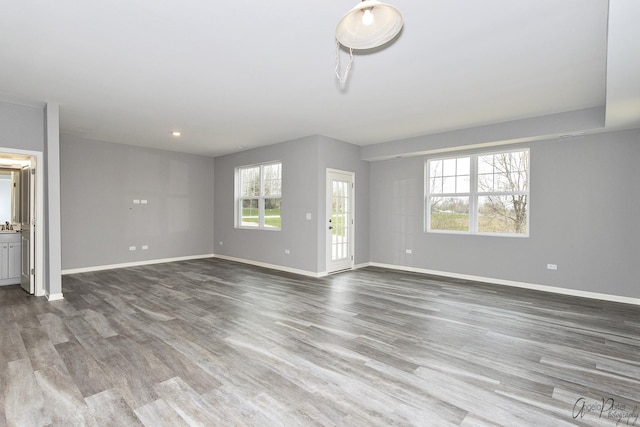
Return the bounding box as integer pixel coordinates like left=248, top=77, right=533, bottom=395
left=284, top=249, right=290, bottom=254
left=219, top=241, right=223, bottom=245
left=405, top=249, right=412, bottom=254
left=547, top=264, right=557, bottom=270
left=306, top=213, right=312, bottom=220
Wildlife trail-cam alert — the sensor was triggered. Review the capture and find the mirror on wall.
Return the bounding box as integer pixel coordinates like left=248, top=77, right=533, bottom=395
left=11, top=170, right=20, bottom=223
left=0, top=168, right=21, bottom=224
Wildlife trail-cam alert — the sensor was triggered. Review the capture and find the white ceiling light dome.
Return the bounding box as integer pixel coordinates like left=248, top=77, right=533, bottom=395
left=336, top=0, right=404, bottom=50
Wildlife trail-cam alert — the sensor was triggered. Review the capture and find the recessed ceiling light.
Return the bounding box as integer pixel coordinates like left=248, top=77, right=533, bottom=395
left=238, top=145, right=247, bottom=149
left=171, top=131, right=182, bottom=137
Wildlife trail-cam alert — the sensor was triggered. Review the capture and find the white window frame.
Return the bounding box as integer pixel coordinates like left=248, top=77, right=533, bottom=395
left=235, top=161, right=282, bottom=230
left=425, top=148, right=530, bottom=237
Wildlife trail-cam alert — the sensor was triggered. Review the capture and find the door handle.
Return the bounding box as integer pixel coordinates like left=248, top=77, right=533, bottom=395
left=329, top=226, right=333, bottom=230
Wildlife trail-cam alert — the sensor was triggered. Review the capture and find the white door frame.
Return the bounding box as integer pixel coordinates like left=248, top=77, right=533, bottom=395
left=0, top=147, right=44, bottom=297
left=326, top=168, right=355, bottom=274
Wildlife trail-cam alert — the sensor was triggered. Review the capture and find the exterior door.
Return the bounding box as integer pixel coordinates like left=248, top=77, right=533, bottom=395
left=326, top=169, right=354, bottom=274
left=20, top=165, right=33, bottom=294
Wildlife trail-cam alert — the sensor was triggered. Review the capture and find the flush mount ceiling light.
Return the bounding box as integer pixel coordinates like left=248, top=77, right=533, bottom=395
left=335, top=0, right=403, bottom=84
left=171, top=131, right=182, bottom=137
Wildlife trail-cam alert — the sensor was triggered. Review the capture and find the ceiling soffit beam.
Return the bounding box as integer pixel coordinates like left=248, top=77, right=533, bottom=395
left=361, top=107, right=605, bottom=161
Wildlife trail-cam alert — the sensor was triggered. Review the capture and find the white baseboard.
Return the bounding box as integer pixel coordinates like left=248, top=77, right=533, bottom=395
left=213, top=254, right=325, bottom=278
left=211, top=258, right=371, bottom=278
left=61, top=254, right=215, bottom=275
left=60, top=255, right=639, bottom=306
left=354, top=262, right=370, bottom=271
left=46, top=292, right=64, bottom=301
left=368, top=262, right=640, bottom=306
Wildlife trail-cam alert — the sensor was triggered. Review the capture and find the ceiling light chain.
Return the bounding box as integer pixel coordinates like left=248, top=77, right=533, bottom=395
left=335, top=41, right=354, bottom=86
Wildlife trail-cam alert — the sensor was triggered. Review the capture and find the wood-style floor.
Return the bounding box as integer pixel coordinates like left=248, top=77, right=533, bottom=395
left=1, top=258, right=639, bottom=426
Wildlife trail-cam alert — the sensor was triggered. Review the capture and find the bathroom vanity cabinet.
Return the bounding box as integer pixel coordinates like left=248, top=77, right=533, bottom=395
left=0, top=232, right=21, bottom=285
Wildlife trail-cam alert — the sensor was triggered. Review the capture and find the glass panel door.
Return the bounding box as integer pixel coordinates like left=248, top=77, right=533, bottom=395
left=326, top=170, right=354, bottom=273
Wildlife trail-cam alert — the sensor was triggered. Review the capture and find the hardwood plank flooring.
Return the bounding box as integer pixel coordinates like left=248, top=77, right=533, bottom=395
left=1, top=258, right=639, bottom=426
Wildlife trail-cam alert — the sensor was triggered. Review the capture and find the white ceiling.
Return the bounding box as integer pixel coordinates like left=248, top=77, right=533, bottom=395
left=0, top=0, right=636, bottom=157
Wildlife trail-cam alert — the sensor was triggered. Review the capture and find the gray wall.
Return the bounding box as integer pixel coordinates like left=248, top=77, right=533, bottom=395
left=60, top=135, right=215, bottom=270
left=213, top=135, right=369, bottom=274
left=214, top=136, right=320, bottom=272
left=0, top=99, right=63, bottom=297
left=5, top=97, right=636, bottom=301
left=369, top=128, right=640, bottom=299
left=0, top=100, right=44, bottom=151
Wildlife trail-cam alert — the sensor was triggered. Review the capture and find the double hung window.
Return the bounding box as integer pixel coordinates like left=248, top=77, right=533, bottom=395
left=426, top=149, right=529, bottom=236
left=236, top=162, right=282, bottom=229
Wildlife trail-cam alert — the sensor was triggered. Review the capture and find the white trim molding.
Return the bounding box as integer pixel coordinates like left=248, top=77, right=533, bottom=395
left=61, top=254, right=215, bottom=275
left=214, top=254, right=326, bottom=278
left=45, top=292, right=64, bottom=301
left=60, top=255, right=639, bottom=306
left=367, top=262, right=640, bottom=306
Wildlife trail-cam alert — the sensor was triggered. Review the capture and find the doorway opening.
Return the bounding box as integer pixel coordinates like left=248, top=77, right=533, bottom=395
left=0, top=148, right=44, bottom=296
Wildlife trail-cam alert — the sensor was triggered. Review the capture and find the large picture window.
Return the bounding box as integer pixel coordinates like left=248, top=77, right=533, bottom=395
left=236, top=162, right=282, bottom=230
left=426, top=149, right=529, bottom=236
